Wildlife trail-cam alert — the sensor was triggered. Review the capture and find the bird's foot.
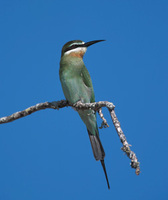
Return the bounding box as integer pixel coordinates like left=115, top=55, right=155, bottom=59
left=72, top=100, right=83, bottom=111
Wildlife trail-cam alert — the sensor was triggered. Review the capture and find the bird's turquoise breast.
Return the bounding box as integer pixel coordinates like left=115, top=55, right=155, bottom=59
left=59, top=56, right=91, bottom=104
left=59, top=55, right=97, bottom=135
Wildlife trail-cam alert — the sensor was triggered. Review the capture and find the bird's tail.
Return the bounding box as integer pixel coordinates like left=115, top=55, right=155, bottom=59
left=100, top=160, right=110, bottom=189
left=88, top=130, right=110, bottom=189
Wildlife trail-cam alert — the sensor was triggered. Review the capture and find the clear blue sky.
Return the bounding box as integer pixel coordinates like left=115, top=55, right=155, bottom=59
left=0, top=0, right=168, bottom=199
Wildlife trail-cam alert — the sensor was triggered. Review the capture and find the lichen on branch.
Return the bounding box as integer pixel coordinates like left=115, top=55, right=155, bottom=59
left=0, top=99, right=140, bottom=175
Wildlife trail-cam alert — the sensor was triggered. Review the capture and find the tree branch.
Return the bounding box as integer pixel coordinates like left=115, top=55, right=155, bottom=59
left=0, top=99, right=140, bottom=175
left=98, top=108, right=110, bottom=129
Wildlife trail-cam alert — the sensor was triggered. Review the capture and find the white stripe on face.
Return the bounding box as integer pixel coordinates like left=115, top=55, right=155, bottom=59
left=69, top=41, right=85, bottom=47
left=64, top=47, right=87, bottom=55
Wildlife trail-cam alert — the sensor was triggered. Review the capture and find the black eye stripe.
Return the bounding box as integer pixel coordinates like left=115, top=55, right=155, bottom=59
left=64, top=44, right=84, bottom=53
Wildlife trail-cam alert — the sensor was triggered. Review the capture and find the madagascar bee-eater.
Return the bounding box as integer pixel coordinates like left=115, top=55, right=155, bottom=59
left=59, top=40, right=110, bottom=189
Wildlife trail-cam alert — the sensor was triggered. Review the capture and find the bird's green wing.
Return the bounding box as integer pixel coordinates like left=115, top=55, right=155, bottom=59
left=81, top=65, right=95, bottom=103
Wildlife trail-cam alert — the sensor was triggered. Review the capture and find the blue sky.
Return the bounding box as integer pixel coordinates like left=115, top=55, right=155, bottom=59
left=0, top=0, right=168, bottom=199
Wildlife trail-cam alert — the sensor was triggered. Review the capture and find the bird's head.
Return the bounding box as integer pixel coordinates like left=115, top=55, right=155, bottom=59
left=61, top=40, right=105, bottom=58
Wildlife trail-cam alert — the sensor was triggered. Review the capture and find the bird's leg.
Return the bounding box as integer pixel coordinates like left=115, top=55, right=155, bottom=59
left=72, top=99, right=83, bottom=111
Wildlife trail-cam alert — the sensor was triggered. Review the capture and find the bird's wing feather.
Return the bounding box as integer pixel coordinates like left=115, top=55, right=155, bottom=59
left=81, top=65, right=95, bottom=103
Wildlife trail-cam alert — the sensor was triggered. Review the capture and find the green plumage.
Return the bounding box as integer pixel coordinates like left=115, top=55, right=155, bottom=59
left=59, top=40, right=110, bottom=189
left=60, top=55, right=97, bottom=135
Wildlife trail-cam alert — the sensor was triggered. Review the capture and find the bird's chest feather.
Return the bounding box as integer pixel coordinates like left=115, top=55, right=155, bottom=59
left=60, top=71, right=91, bottom=104
left=60, top=56, right=92, bottom=103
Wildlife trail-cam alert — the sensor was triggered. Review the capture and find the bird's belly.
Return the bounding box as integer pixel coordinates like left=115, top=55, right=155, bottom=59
left=60, top=73, right=97, bottom=134
left=61, top=77, right=90, bottom=104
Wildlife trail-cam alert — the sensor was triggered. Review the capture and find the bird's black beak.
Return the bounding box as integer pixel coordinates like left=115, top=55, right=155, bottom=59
left=84, top=40, right=105, bottom=47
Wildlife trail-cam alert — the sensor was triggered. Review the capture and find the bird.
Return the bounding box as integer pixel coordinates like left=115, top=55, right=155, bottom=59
left=59, top=40, right=110, bottom=189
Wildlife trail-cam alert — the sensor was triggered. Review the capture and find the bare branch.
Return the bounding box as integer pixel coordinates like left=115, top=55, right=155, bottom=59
left=108, top=108, right=140, bottom=175
left=0, top=100, right=68, bottom=124
left=98, top=108, right=109, bottom=129
left=0, top=99, right=140, bottom=175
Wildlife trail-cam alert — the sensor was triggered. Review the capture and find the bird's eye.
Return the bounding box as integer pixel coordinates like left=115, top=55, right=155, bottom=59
left=64, top=44, right=82, bottom=53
